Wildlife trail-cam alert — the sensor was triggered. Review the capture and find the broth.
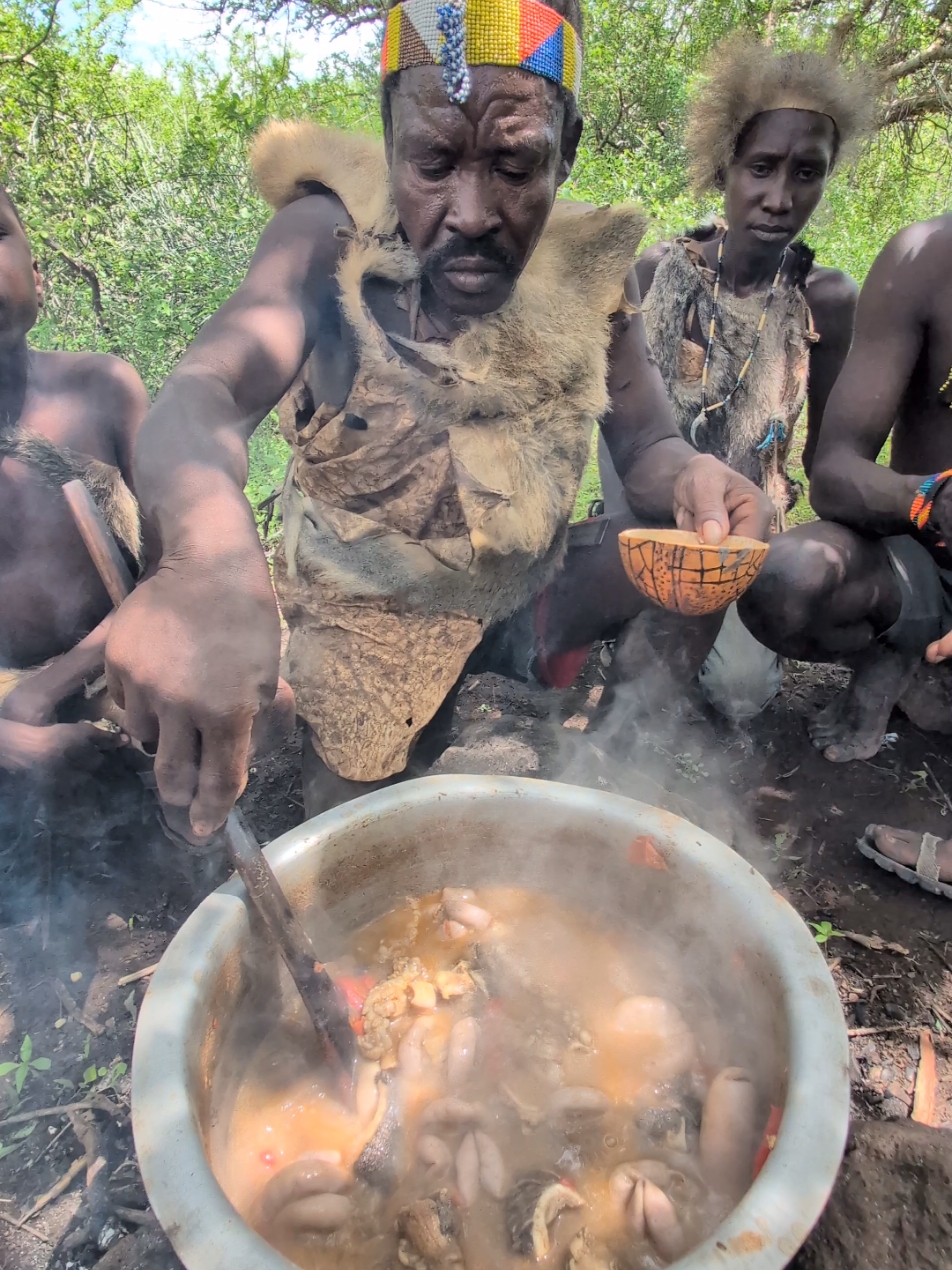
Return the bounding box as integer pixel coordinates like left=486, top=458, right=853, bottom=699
left=211, top=887, right=766, bottom=1269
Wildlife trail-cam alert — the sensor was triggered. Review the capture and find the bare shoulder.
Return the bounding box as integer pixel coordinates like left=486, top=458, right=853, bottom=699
left=806, top=265, right=858, bottom=313
left=246, top=188, right=353, bottom=284
left=805, top=265, right=859, bottom=338
left=881, top=212, right=952, bottom=270
left=34, top=349, right=147, bottom=419
left=634, top=239, right=671, bottom=297
left=30, top=350, right=148, bottom=479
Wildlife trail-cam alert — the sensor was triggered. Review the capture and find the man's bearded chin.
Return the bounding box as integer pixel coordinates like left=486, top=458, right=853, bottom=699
left=421, top=235, right=519, bottom=315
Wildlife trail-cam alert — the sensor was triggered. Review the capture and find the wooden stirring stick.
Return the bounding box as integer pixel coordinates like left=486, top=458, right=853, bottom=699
left=62, top=479, right=355, bottom=1080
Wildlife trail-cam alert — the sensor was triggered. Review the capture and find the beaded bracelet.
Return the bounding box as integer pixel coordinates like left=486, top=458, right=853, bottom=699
left=909, top=468, right=952, bottom=531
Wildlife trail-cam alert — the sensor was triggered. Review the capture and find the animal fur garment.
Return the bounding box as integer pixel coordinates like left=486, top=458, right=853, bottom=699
left=686, top=37, right=876, bottom=194
left=643, top=234, right=815, bottom=518
left=251, top=121, right=646, bottom=780
left=0, top=426, right=142, bottom=563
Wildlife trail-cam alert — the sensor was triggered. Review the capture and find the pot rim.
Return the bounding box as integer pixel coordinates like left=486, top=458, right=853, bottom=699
left=132, top=775, right=849, bottom=1270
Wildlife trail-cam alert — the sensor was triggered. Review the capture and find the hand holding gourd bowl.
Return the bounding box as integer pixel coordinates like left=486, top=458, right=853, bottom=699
left=618, top=527, right=769, bottom=616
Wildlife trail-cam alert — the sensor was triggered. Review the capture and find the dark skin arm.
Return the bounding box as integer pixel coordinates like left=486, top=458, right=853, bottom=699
left=801, top=267, right=858, bottom=477
left=809, top=223, right=940, bottom=532
left=601, top=266, right=773, bottom=543
left=1, top=616, right=114, bottom=725
left=105, top=192, right=350, bottom=837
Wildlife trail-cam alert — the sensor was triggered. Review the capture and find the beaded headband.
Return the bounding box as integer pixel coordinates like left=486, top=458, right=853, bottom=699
left=382, top=0, right=582, bottom=105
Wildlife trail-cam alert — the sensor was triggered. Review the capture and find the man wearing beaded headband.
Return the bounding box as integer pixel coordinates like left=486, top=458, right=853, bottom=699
left=739, top=214, right=952, bottom=896
left=103, top=0, right=771, bottom=836
left=596, top=38, right=874, bottom=722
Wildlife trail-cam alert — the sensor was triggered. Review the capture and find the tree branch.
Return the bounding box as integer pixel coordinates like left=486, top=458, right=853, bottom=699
left=0, top=0, right=60, bottom=66
left=827, top=0, right=876, bottom=58
left=46, top=247, right=117, bottom=347
left=880, top=90, right=949, bottom=126
left=884, top=33, right=952, bottom=82
left=200, top=0, right=385, bottom=33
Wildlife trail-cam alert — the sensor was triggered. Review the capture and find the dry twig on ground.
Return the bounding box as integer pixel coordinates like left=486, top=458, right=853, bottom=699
left=53, top=979, right=104, bottom=1036
left=116, top=963, right=159, bottom=988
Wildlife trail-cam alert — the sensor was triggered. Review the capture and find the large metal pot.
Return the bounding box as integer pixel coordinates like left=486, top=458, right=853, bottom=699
left=132, top=775, right=849, bottom=1270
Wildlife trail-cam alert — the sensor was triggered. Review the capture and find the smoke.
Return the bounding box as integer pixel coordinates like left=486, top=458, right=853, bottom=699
left=550, top=632, right=777, bottom=877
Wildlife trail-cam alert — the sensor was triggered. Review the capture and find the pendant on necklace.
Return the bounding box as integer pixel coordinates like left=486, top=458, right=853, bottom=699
left=690, top=410, right=707, bottom=445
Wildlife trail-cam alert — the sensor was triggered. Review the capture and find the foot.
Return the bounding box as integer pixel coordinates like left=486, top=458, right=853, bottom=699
left=808, top=647, right=917, bottom=763
left=866, top=825, right=952, bottom=884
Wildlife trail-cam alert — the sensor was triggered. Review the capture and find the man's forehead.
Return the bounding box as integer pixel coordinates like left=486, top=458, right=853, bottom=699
left=391, top=65, right=561, bottom=142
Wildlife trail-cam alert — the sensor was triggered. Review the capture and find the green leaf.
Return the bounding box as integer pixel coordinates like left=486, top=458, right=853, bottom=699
left=0, top=1062, right=19, bottom=1078
left=0, top=1142, right=21, bottom=1159
left=110, top=1062, right=127, bottom=1079
left=12, top=1122, right=36, bottom=1141
left=82, top=1064, right=98, bottom=1086
left=808, top=920, right=840, bottom=945
left=15, top=1064, right=28, bottom=1093
left=19, top=1035, right=32, bottom=1063
left=30, top=1057, right=51, bottom=1072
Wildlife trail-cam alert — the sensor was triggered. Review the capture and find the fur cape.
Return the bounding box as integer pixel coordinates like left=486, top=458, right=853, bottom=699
left=251, top=121, right=647, bottom=625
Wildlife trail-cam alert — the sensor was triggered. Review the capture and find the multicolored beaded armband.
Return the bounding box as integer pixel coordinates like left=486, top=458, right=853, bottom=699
left=910, top=468, right=952, bottom=534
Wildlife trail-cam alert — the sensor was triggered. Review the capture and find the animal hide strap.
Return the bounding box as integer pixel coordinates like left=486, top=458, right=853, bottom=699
left=0, top=426, right=142, bottom=564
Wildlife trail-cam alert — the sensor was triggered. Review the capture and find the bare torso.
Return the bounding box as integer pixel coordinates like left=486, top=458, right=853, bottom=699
left=0, top=349, right=144, bottom=667
left=889, top=219, right=952, bottom=474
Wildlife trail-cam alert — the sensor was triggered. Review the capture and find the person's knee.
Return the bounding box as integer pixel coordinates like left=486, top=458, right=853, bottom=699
left=739, top=530, right=847, bottom=651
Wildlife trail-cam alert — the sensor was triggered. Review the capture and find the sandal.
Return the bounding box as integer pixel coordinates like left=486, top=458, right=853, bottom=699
left=857, top=825, right=952, bottom=899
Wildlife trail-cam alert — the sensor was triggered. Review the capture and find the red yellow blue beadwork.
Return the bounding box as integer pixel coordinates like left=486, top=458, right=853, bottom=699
left=381, top=0, right=583, bottom=101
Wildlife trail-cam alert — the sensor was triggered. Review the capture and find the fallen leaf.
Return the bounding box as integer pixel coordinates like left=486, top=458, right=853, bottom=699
left=842, top=931, right=910, bottom=956
left=585, top=685, right=604, bottom=709
left=0, top=1004, right=13, bottom=1046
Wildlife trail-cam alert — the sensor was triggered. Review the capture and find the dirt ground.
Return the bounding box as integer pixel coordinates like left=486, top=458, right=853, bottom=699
left=0, top=654, right=951, bottom=1268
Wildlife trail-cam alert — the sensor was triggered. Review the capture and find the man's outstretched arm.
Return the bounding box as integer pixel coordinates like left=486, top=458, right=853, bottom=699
left=600, top=267, right=773, bottom=544
left=106, top=193, right=351, bottom=838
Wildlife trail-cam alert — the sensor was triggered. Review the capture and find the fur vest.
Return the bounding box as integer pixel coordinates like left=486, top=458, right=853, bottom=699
left=251, top=121, right=646, bottom=626
left=643, top=231, right=816, bottom=518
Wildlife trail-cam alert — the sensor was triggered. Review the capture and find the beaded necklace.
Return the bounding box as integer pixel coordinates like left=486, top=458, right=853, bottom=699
left=690, top=234, right=789, bottom=445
